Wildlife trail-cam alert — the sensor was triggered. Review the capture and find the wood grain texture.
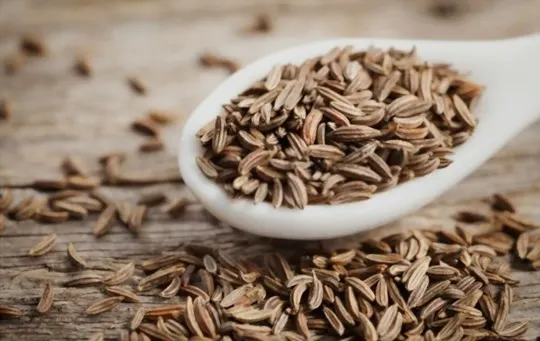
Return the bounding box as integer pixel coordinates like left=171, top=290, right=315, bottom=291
left=1, top=0, right=540, bottom=339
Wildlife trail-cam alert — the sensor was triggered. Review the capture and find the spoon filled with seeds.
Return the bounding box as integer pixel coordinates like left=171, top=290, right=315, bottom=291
left=179, top=34, right=540, bottom=239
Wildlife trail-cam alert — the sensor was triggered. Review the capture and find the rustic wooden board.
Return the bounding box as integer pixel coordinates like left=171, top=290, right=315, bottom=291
left=1, top=0, right=540, bottom=339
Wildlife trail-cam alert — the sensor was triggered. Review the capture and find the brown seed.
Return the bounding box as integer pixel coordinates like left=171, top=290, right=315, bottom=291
left=244, top=13, right=272, bottom=33
left=516, top=232, right=529, bottom=259
left=356, top=312, right=378, bottom=341
left=32, top=178, right=67, bottom=191
left=127, top=76, right=147, bottom=95
left=402, top=256, right=431, bottom=291
left=323, top=306, right=345, bottom=336
left=138, top=192, right=167, bottom=207
left=104, top=262, right=135, bottom=286
left=73, top=55, right=92, bottom=77
left=132, top=118, right=160, bottom=136
left=328, top=125, right=382, bottom=142
left=420, top=297, right=447, bottom=320
left=116, top=201, right=133, bottom=225
left=86, top=297, right=124, bottom=315
left=138, top=323, right=173, bottom=341
left=67, top=176, right=101, bottom=190
left=53, top=200, right=88, bottom=219
left=35, top=210, right=69, bottom=224
left=345, top=277, right=375, bottom=302
left=11, top=196, right=43, bottom=221
left=196, top=157, right=218, bottom=179
left=64, top=196, right=104, bottom=212
left=139, top=137, right=165, bottom=153
left=128, top=205, right=147, bottom=234
left=104, top=286, right=140, bottom=303
left=28, top=233, right=57, bottom=256
left=36, top=282, right=54, bottom=313
left=0, top=98, right=12, bottom=122
left=491, top=193, right=516, bottom=213
left=238, top=150, right=272, bottom=175
left=0, top=189, right=14, bottom=212
left=498, top=321, right=528, bottom=338
left=455, top=210, right=488, bottom=223
left=184, top=297, right=204, bottom=337
left=130, top=307, right=146, bottom=330
left=364, top=253, right=403, bottom=264
left=308, top=271, right=323, bottom=311
left=377, top=305, right=402, bottom=341
left=145, top=304, right=185, bottom=319
left=160, top=276, right=182, bottom=298
left=0, top=304, right=23, bottom=317
left=452, top=94, right=476, bottom=127
left=67, top=242, right=87, bottom=268
left=163, top=198, right=189, bottom=217
left=137, top=265, right=185, bottom=291
left=199, top=52, right=239, bottom=73
left=93, top=204, right=116, bottom=237
left=493, top=285, right=511, bottom=332
left=147, top=110, right=176, bottom=124
left=20, top=35, right=47, bottom=56
left=286, top=172, right=308, bottom=209
left=64, top=273, right=103, bottom=287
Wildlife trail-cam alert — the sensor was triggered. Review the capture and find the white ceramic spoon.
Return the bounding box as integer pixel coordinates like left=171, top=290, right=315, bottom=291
left=178, top=34, right=540, bottom=240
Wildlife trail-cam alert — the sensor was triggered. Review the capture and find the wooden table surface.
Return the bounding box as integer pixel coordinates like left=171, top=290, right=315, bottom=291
left=1, top=0, right=540, bottom=340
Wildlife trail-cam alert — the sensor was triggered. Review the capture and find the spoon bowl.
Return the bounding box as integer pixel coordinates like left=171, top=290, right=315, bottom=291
left=179, top=35, right=540, bottom=240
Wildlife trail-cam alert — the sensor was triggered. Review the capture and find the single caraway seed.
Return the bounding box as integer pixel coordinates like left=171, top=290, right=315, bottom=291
left=163, top=198, right=189, bottom=217
left=62, top=155, right=89, bottom=176
left=199, top=52, right=240, bottom=73
left=138, top=192, right=167, bottom=206
left=93, top=204, right=116, bottom=237
left=0, top=214, right=5, bottom=232
left=130, top=307, right=146, bottom=330
left=53, top=200, right=88, bottom=219
left=86, top=296, right=124, bottom=315
left=147, top=110, right=176, bottom=124
left=67, top=242, right=87, bottom=267
left=128, top=205, right=147, bottom=233
left=132, top=118, right=160, bottom=136
left=32, top=179, right=67, bottom=191
left=73, top=55, right=92, bottom=77
left=0, top=304, right=23, bottom=317
left=139, top=137, right=165, bottom=152
left=104, top=262, right=135, bottom=286
left=36, top=282, right=54, bottom=313
left=67, top=176, right=101, bottom=189
left=64, top=273, right=103, bottom=287
left=244, top=13, right=272, bottom=33
left=35, top=210, right=69, bottom=224
left=127, top=76, right=147, bottom=95
left=0, top=99, right=12, bottom=120
left=28, top=233, right=57, bottom=256
left=104, top=286, right=140, bottom=303
left=20, top=35, right=47, bottom=56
